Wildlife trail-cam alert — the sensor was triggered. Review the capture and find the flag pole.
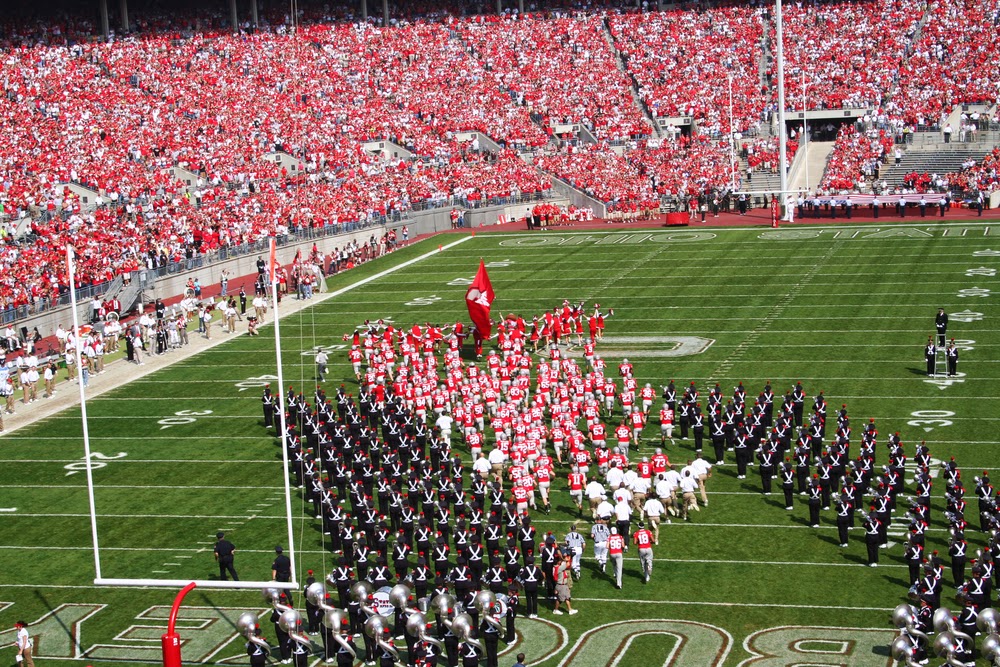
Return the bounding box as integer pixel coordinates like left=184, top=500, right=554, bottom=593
left=270, top=238, right=298, bottom=585
left=67, top=245, right=103, bottom=581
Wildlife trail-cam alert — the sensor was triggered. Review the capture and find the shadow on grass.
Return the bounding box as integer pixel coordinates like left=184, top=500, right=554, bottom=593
left=841, top=553, right=868, bottom=566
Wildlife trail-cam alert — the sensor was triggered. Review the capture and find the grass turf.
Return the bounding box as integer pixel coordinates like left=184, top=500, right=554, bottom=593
left=2, top=220, right=1000, bottom=666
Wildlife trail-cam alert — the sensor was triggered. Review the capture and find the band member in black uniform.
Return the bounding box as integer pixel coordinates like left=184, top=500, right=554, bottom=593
left=757, top=445, right=775, bottom=495
left=807, top=476, right=822, bottom=528
left=946, top=339, right=959, bottom=377
left=246, top=626, right=268, bottom=667
left=460, top=640, right=482, bottom=667
left=263, top=386, right=276, bottom=429
left=864, top=511, right=881, bottom=567
left=303, top=570, right=320, bottom=634
left=791, top=382, right=805, bottom=428
left=949, top=530, right=968, bottom=588
left=780, top=459, right=795, bottom=510
left=519, top=556, right=542, bottom=619
left=835, top=495, right=852, bottom=547
left=480, top=605, right=503, bottom=667
left=925, top=337, right=936, bottom=376
left=270, top=594, right=292, bottom=663
left=710, top=413, right=726, bottom=465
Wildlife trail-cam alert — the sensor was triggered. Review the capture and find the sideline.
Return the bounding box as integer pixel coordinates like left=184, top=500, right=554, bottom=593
left=1, top=236, right=473, bottom=436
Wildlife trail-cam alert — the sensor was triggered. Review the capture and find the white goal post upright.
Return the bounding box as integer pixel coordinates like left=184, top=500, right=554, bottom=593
left=67, top=239, right=300, bottom=592
left=66, top=244, right=104, bottom=582
left=269, top=237, right=299, bottom=584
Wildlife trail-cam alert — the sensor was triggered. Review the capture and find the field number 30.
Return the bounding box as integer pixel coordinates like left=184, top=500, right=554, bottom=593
left=907, top=409, right=954, bottom=431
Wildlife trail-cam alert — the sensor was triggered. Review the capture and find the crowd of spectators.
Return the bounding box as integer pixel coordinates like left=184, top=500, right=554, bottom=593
left=457, top=14, right=650, bottom=141
left=819, top=125, right=895, bottom=192
left=609, top=6, right=767, bottom=136
left=773, top=0, right=923, bottom=112
left=743, top=136, right=798, bottom=174
left=536, top=135, right=736, bottom=211
left=945, top=147, right=1000, bottom=194
left=895, top=0, right=1000, bottom=127
left=1, top=0, right=998, bottom=319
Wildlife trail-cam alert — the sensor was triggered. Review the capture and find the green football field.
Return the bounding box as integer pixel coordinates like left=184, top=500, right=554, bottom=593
left=3, top=220, right=1000, bottom=667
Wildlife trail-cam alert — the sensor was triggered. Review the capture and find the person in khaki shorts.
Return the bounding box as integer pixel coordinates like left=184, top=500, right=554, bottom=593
left=689, top=455, right=713, bottom=507
left=15, top=620, right=34, bottom=667
left=552, top=551, right=578, bottom=615
left=642, top=495, right=667, bottom=545
left=678, top=469, right=699, bottom=521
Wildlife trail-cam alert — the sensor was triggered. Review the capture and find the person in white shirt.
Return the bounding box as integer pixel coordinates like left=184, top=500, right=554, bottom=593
left=606, top=462, right=625, bottom=490
left=19, top=369, right=32, bottom=404
left=252, top=295, right=267, bottom=323
left=689, top=456, right=713, bottom=507
left=613, top=497, right=632, bottom=541
left=43, top=362, right=57, bottom=398
left=595, top=495, right=614, bottom=522
left=642, top=496, right=667, bottom=544
left=472, top=452, right=491, bottom=478
left=679, top=470, right=699, bottom=521
left=435, top=413, right=454, bottom=446
left=15, top=620, right=34, bottom=667
left=630, top=474, right=651, bottom=513
left=55, top=324, right=68, bottom=354
left=487, top=446, right=506, bottom=482
left=612, top=482, right=632, bottom=507
left=585, top=479, right=606, bottom=518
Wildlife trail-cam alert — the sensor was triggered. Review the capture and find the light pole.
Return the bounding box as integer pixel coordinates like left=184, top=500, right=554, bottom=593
left=775, top=0, right=790, bottom=219
left=728, top=74, right=736, bottom=191
left=802, top=69, right=808, bottom=193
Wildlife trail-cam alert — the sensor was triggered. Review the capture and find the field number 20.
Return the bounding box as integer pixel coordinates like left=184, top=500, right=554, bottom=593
left=158, top=410, right=213, bottom=430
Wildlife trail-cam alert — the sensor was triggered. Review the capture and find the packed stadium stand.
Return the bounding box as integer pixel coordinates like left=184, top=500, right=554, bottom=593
left=0, top=0, right=998, bottom=323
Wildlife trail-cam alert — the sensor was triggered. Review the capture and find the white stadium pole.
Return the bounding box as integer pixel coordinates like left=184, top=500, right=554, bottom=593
left=67, top=245, right=104, bottom=582
left=775, top=0, right=790, bottom=219
left=269, top=238, right=299, bottom=586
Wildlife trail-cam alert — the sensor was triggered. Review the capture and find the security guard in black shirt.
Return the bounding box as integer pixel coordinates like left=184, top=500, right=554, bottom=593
left=272, top=546, right=292, bottom=583
left=214, top=531, right=239, bottom=581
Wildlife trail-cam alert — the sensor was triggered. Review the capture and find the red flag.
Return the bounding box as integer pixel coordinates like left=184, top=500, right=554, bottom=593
left=465, top=260, right=495, bottom=340
left=269, top=238, right=278, bottom=283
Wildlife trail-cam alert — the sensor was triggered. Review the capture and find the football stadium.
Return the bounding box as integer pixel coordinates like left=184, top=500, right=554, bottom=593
left=1, top=0, right=1000, bottom=666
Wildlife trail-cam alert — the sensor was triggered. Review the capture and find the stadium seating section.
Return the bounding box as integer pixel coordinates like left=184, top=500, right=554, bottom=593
left=0, top=0, right=998, bottom=316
